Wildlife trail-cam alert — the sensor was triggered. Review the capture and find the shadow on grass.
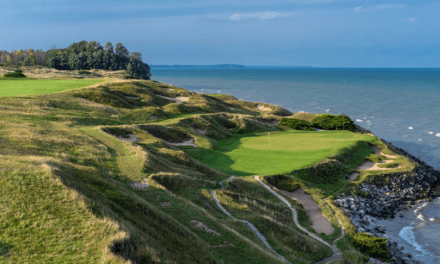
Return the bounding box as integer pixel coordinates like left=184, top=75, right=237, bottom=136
left=0, top=242, right=13, bottom=258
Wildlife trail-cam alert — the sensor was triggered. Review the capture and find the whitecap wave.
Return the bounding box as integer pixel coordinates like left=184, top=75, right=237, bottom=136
left=399, top=226, right=426, bottom=253
left=429, top=131, right=434, bottom=134
left=436, top=133, right=440, bottom=137
left=417, top=214, right=425, bottom=221
left=356, top=119, right=363, bottom=122
left=409, top=126, right=414, bottom=130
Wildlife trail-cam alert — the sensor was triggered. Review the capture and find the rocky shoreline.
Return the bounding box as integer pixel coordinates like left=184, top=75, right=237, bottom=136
left=334, top=143, right=440, bottom=264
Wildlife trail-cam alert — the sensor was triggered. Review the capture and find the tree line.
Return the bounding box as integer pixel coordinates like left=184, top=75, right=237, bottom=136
left=0, top=41, right=151, bottom=79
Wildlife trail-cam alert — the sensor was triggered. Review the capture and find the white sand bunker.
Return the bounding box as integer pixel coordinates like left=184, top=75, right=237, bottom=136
left=163, top=138, right=197, bottom=147
left=280, top=189, right=334, bottom=235
left=256, top=105, right=272, bottom=112
left=130, top=180, right=149, bottom=190
left=118, top=134, right=138, bottom=143
left=157, top=95, right=190, bottom=103
left=349, top=146, right=400, bottom=182
left=189, top=220, right=221, bottom=236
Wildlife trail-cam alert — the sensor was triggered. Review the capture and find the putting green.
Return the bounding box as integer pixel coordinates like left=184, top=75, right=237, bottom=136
left=186, top=130, right=374, bottom=176
left=0, top=78, right=107, bottom=96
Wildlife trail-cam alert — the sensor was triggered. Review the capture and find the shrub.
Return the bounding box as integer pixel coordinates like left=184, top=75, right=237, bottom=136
left=78, top=70, right=91, bottom=75
left=3, top=69, right=26, bottom=78
left=312, top=114, right=355, bottom=131
left=292, top=159, right=349, bottom=184
left=279, top=118, right=314, bottom=131
left=124, top=75, right=140, bottom=79
left=139, top=125, right=191, bottom=143
left=265, top=175, right=300, bottom=192
left=353, top=233, right=390, bottom=261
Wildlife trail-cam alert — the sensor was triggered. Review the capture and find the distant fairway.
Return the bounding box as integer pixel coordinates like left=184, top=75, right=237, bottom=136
left=186, top=130, right=374, bottom=176
left=0, top=78, right=107, bottom=96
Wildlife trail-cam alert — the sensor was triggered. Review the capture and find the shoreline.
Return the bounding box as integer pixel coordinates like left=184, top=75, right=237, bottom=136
left=335, top=138, right=440, bottom=264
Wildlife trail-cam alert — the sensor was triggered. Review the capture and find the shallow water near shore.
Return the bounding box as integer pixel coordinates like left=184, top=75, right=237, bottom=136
left=376, top=198, right=440, bottom=263
left=152, top=67, right=440, bottom=263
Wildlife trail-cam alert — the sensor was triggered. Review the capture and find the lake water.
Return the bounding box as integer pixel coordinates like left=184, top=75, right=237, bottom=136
left=152, top=67, right=440, bottom=263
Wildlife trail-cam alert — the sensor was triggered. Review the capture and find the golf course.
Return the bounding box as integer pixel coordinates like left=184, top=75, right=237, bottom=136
left=0, top=68, right=414, bottom=264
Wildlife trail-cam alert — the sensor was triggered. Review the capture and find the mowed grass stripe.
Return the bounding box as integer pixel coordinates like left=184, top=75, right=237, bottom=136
left=0, top=78, right=107, bottom=96
left=186, top=130, right=374, bottom=176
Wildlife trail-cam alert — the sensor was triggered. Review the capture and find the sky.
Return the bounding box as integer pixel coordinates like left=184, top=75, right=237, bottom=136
left=1, top=0, right=439, bottom=67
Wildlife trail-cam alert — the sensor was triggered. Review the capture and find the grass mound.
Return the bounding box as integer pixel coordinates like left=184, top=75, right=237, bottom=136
left=291, top=112, right=318, bottom=123
left=353, top=233, right=389, bottom=262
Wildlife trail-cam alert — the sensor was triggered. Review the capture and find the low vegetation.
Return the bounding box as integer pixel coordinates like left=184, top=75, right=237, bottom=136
left=3, top=69, right=26, bottom=78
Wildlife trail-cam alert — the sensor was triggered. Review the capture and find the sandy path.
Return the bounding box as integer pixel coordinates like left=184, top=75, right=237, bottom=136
left=210, top=176, right=292, bottom=264
left=254, top=177, right=342, bottom=264
left=279, top=189, right=334, bottom=235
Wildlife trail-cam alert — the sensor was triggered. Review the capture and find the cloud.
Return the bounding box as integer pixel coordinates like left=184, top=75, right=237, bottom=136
left=354, top=4, right=405, bottom=13
left=406, top=17, right=418, bottom=23
left=229, top=11, right=293, bottom=21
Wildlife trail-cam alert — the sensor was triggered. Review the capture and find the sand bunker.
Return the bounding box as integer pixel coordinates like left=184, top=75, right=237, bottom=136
left=349, top=146, right=400, bottom=182
left=163, top=138, right=197, bottom=147
left=156, top=95, right=190, bottom=103
left=256, top=105, right=272, bottom=112
left=280, top=189, right=334, bottom=235
left=117, top=134, right=138, bottom=143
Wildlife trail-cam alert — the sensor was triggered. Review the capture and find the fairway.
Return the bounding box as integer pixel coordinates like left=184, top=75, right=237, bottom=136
left=186, top=130, right=374, bottom=176
left=0, top=78, right=107, bottom=96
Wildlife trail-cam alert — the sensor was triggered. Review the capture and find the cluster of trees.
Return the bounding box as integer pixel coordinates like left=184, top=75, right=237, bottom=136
left=0, top=49, right=46, bottom=66
left=0, top=41, right=151, bottom=79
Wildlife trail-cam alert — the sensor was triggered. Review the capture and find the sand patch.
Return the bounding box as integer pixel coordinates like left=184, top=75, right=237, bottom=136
left=256, top=105, right=272, bottom=112
left=160, top=201, right=172, bottom=208
left=156, top=95, right=190, bottom=103
left=189, top=220, right=221, bottom=236
left=117, top=134, right=138, bottom=143
left=130, top=181, right=149, bottom=190
left=163, top=138, right=197, bottom=147
left=195, top=128, right=206, bottom=134
left=279, top=189, right=334, bottom=235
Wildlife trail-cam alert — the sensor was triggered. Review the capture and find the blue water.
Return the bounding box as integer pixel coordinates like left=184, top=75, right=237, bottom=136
left=152, top=67, right=440, bottom=263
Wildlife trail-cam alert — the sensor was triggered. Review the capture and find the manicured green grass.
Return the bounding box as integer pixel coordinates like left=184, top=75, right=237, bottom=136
left=186, top=130, right=375, bottom=176
left=0, top=78, right=107, bottom=96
